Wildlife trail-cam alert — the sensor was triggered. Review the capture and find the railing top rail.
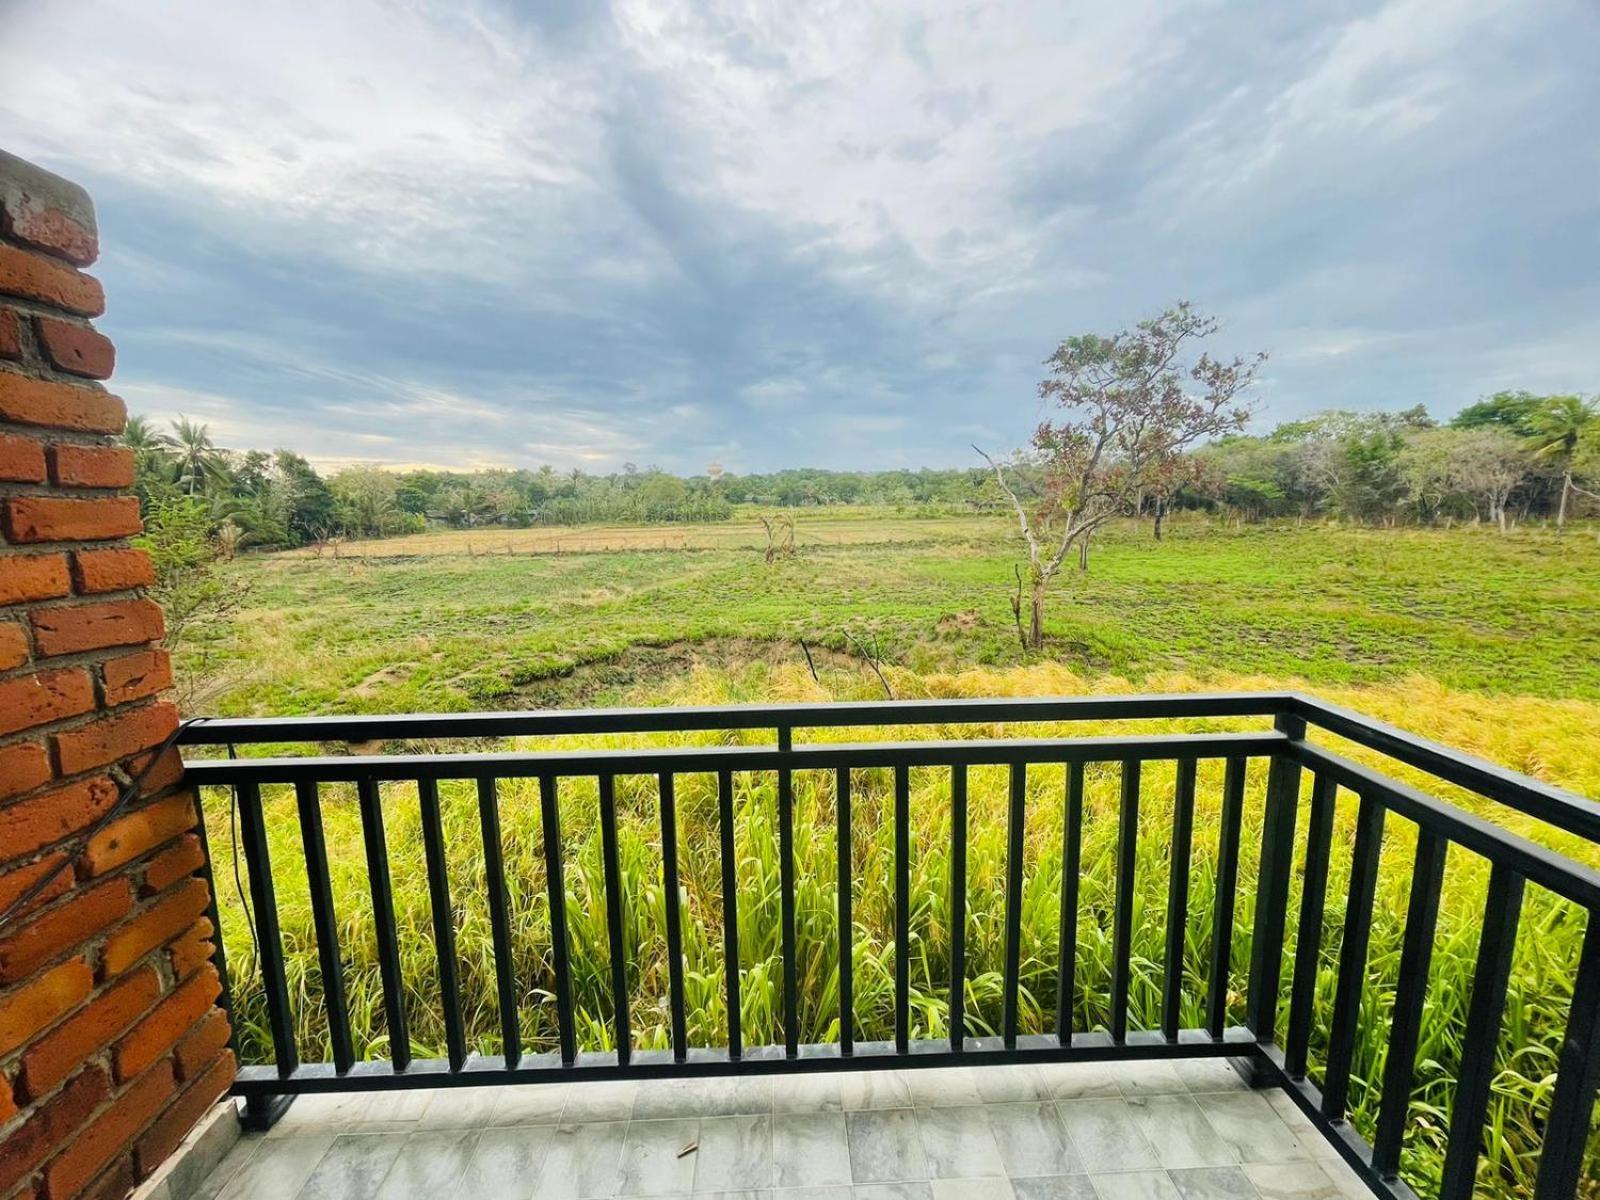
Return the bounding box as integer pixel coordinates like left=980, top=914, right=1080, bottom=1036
left=180, top=731, right=1284, bottom=785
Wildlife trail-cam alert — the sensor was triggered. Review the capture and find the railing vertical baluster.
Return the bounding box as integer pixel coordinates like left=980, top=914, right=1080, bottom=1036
left=358, top=776, right=409, bottom=1070
left=1163, top=757, right=1197, bottom=1043
left=1057, top=760, right=1084, bottom=1045
left=1207, top=755, right=1246, bottom=1040
left=189, top=787, right=237, bottom=1057
left=477, top=777, right=521, bottom=1067
left=949, top=765, right=967, bottom=1053
left=1110, top=760, right=1140, bottom=1045
left=235, top=781, right=298, bottom=1078
left=1247, top=713, right=1306, bottom=1047
left=1372, top=828, right=1448, bottom=1177
left=718, top=767, right=742, bottom=1060
left=778, top=747, right=799, bottom=1058
left=895, top=763, right=911, bottom=1056
left=418, top=779, right=466, bottom=1072
left=539, top=773, right=576, bottom=1066
left=1322, top=792, right=1386, bottom=1120
left=659, top=772, right=688, bottom=1063
left=597, top=773, right=631, bottom=1065
left=1003, top=762, right=1027, bottom=1049
left=1284, top=772, right=1337, bottom=1080
left=1439, top=864, right=1524, bottom=1200
left=837, top=767, right=854, bottom=1057
left=1533, top=910, right=1600, bottom=1200
left=294, top=780, right=352, bottom=1074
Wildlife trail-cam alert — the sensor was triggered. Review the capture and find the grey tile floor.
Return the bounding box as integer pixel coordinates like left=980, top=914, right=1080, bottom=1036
left=190, top=1061, right=1373, bottom=1200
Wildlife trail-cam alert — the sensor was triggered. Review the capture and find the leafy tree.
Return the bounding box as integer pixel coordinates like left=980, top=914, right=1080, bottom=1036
left=979, top=302, right=1260, bottom=649
left=1452, top=391, right=1546, bottom=437
left=170, top=416, right=229, bottom=496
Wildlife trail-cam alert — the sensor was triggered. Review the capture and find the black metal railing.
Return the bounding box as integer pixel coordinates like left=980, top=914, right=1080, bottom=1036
left=175, top=693, right=1600, bottom=1200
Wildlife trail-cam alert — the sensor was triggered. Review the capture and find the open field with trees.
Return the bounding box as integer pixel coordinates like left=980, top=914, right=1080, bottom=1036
left=173, top=511, right=1600, bottom=1200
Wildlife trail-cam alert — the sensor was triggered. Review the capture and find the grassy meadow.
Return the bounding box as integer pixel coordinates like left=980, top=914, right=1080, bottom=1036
left=180, top=512, right=1600, bottom=1199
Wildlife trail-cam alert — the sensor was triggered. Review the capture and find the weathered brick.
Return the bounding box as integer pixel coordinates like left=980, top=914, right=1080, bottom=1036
left=19, top=966, right=161, bottom=1100
left=0, top=877, right=132, bottom=984
left=0, top=852, right=71, bottom=918
left=0, top=775, right=119, bottom=862
left=43, top=1059, right=174, bottom=1200
left=0, top=371, right=122, bottom=433
left=0, top=620, right=30, bottom=669
left=0, top=154, right=99, bottom=266
left=0, top=553, right=71, bottom=605
left=142, top=835, right=203, bottom=896
left=127, top=746, right=184, bottom=794
left=0, top=957, right=92, bottom=1056
left=101, top=648, right=173, bottom=707
left=54, top=700, right=179, bottom=775
left=47, top=443, right=133, bottom=488
left=3, top=495, right=141, bottom=543
left=72, top=547, right=155, bottom=594
left=0, top=243, right=104, bottom=316
left=0, top=431, right=46, bottom=481
left=0, top=1072, right=15, bottom=1124
left=0, top=741, right=52, bottom=800
left=134, top=1051, right=233, bottom=1179
left=81, top=791, right=194, bottom=877
left=0, top=1064, right=110, bottom=1195
left=30, top=598, right=164, bottom=657
left=167, top=918, right=215, bottom=982
left=173, top=1008, right=231, bottom=1082
left=0, top=667, right=96, bottom=738
left=114, top=966, right=220, bottom=1082
left=81, top=1156, right=136, bottom=1200
left=33, top=316, right=114, bottom=379
left=100, top=877, right=209, bottom=978
left=0, top=305, right=22, bottom=359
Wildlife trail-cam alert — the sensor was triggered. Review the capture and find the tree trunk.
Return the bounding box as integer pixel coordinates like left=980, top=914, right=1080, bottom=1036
left=1079, top=533, right=1090, bottom=571
left=1557, top=470, right=1571, bottom=533
left=1029, top=579, right=1046, bottom=650
left=1153, top=498, right=1165, bottom=541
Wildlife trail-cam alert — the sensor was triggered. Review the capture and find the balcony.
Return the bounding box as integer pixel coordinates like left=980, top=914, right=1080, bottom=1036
left=171, top=694, right=1600, bottom=1200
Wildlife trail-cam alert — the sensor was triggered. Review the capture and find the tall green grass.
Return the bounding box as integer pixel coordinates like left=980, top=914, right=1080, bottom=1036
left=205, top=668, right=1599, bottom=1200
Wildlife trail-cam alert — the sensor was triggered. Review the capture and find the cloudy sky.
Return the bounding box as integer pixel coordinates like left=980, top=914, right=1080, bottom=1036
left=2, top=0, right=1596, bottom=474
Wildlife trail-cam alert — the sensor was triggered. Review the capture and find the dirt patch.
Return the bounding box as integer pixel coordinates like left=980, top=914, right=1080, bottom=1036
left=351, top=663, right=417, bottom=697
left=936, top=609, right=984, bottom=634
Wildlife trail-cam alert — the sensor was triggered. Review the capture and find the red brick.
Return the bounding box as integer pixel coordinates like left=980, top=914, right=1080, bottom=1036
left=0, top=852, right=72, bottom=918
left=0, top=1073, right=15, bottom=1124
left=0, top=305, right=22, bottom=359
left=81, top=791, right=194, bottom=877
left=127, top=746, right=184, bottom=794
left=0, top=776, right=119, bottom=862
left=54, top=701, right=179, bottom=776
left=143, top=835, right=203, bottom=896
left=3, top=495, right=141, bottom=543
left=0, top=1065, right=110, bottom=1195
left=33, top=317, right=114, bottom=379
left=114, top=966, right=220, bottom=1082
left=0, top=667, right=96, bottom=737
left=0, top=878, right=132, bottom=984
left=31, top=598, right=164, bottom=657
left=0, top=184, right=98, bottom=267
left=47, top=443, right=133, bottom=489
left=168, top=918, right=214, bottom=982
left=0, top=431, right=46, bottom=481
left=0, top=620, right=30, bottom=669
left=0, top=552, right=71, bottom=605
left=0, top=957, right=92, bottom=1056
left=101, top=648, right=173, bottom=707
left=72, top=548, right=154, bottom=594
left=101, top=877, right=209, bottom=978
left=134, top=1050, right=233, bottom=1179
left=43, top=1059, right=174, bottom=1200
left=82, top=1157, right=135, bottom=1200
left=19, top=967, right=161, bottom=1100
left=0, top=371, right=122, bottom=432
left=173, top=1008, right=230, bottom=1081
left=0, top=243, right=104, bottom=316
left=0, top=741, right=52, bottom=800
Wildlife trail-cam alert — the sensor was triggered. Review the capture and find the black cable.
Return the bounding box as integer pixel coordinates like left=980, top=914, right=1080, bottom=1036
left=0, top=714, right=212, bottom=932
left=225, top=741, right=260, bottom=962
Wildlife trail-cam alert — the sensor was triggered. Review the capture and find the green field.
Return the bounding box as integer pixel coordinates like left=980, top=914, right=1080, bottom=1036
left=184, top=514, right=1600, bottom=1200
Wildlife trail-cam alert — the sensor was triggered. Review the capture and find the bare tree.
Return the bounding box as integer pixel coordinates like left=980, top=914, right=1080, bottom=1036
left=1449, top=429, right=1528, bottom=533
left=978, top=302, right=1261, bottom=650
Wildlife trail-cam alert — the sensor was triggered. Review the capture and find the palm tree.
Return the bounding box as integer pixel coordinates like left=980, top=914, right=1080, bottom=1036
left=170, top=416, right=228, bottom=497
left=120, top=413, right=174, bottom=462
left=1524, top=395, right=1598, bottom=532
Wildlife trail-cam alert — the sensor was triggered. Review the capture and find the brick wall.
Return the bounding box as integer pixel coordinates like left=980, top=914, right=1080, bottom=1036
left=0, top=151, right=234, bottom=1200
